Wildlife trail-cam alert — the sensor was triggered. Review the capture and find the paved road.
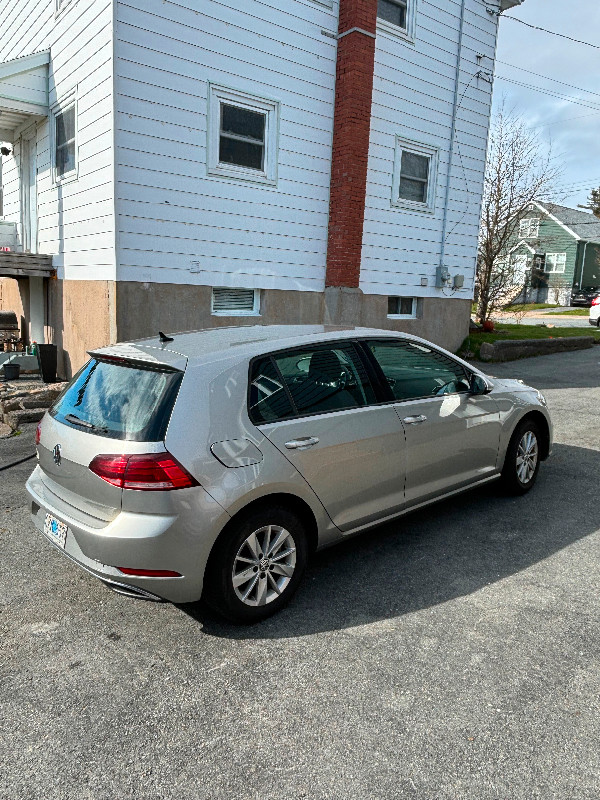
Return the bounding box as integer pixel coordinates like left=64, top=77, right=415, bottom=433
left=496, top=314, right=591, bottom=328
left=1, top=349, right=599, bottom=799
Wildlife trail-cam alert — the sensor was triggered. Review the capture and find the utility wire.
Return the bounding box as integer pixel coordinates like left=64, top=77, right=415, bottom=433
left=495, top=75, right=600, bottom=113
left=501, top=16, right=600, bottom=51
left=496, top=60, right=600, bottom=102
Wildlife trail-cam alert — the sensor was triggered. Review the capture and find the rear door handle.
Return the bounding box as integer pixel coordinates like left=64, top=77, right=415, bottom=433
left=285, top=437, right=320, bottom=450
left=403, top=415, right=427, bottom=425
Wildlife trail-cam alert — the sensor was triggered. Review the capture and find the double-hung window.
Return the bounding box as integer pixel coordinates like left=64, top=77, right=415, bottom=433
left=545, top=253, right=566, bottom=273
left=377, top=0, right=416, bottom=40
left=53, top=103, right=77, bottom=182
left=519, top=218, right=540, bottom=238
left=208, top=85, right=279, bottom=185
left=392, top=138, right=438, bottom=212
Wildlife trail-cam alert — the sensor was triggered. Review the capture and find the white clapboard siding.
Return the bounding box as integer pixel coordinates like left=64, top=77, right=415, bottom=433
left=0, top=0, right=115, bottom=281
left=361, top=0, right=498, bottom=299
left=114, top=0, right=338, bottom=290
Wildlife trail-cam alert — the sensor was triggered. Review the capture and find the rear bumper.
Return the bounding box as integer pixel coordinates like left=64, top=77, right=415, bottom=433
left=26, top=465, right=230, bottom=604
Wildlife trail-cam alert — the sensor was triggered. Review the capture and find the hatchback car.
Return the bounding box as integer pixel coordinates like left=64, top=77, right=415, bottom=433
left=28, top=326, right=552, bottom=623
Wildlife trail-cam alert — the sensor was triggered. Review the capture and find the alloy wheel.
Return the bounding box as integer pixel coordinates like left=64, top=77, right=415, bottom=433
left=516, top=430, right=538, bottom=484
left=232, top=525, right=297, bottom=607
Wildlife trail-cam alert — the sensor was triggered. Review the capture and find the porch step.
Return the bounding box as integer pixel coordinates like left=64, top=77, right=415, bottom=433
left=4, top=407, right=46, bottom=428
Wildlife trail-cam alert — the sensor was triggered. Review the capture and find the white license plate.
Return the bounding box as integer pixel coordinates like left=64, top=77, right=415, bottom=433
left=44, top=513, right=68, bottom=549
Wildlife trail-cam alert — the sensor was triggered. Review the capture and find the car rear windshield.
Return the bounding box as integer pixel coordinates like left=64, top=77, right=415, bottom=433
left=49, top=358, right=183, bottom=441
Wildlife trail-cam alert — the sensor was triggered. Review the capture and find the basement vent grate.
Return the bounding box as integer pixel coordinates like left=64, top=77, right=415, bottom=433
left=211, top=287, right=259, bottom=315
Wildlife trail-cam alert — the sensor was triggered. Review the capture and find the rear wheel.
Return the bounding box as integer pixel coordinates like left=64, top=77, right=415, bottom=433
left=204, top=506, right=308, bottom=623
left=501, top=419, right=541, bottom=495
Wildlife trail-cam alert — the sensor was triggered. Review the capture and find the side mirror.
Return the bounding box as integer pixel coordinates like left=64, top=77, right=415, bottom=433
left=471, top=374, right=491, bottom=395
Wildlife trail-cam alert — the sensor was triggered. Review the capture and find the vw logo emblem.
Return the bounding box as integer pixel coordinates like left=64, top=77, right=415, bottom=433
left=52, top=444, right=62, bottom=466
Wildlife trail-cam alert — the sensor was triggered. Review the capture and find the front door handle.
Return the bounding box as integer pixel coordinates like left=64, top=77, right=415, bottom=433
left=285, top=437, right=320, bottom=450
left=403, top=415, right=427, bottom=425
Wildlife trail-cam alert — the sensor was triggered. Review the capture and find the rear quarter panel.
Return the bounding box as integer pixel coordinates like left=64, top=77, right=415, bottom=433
left=164, top=357, right=341, bottom=548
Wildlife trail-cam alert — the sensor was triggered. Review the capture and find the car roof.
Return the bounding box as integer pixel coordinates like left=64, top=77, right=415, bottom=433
left=91, top=325, right=423, bottom=367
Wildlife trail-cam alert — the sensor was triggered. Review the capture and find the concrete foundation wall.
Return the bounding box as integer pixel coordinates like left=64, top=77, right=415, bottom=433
left=116, top=282, right=471, bottom=353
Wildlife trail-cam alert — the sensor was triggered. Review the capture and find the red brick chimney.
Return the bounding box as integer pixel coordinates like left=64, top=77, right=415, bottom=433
left=325, top=0, right=377, bottom=289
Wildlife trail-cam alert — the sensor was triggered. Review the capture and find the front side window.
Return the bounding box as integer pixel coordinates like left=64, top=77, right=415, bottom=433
left=208, top=84, right=279, bottom=185
left=545, top=253, right=566, bottom=273
left=519, top=218, right=540, bottom=239
left=54, top=105, right=76, bottom=179
left=392, top=138, right=437, bottom=212
left=388, top=296, right=417, bottom=318
left=366, top=340, right=470, bottom=401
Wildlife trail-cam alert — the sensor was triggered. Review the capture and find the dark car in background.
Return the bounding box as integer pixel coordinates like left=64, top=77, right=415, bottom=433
left=571, top=286, right=600, bottom=307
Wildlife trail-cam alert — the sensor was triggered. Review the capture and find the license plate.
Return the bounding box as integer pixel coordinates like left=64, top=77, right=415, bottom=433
left=44, top=513, right=68, bottom=549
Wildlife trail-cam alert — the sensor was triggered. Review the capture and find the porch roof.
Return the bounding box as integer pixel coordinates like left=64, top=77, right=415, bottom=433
left=0, top=51, right=50, bottom=143
left=0, top=251, right=55, bottom=278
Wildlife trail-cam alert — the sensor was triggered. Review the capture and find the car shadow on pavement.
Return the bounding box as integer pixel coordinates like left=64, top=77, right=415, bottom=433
left=184, top=442, right=599, bottom=638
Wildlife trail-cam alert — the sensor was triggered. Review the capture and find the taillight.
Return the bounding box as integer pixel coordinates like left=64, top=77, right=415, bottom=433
left=591, top=296, right=600, bottom=306
left=35, top=421, right=42, bottom=446
left=89, top=453, right=198, bottom=491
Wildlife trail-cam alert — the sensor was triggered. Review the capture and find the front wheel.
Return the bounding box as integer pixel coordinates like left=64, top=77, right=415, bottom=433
left=501, top=419, right=541, bottom=495
left=204, top=506, right=308, bottom=624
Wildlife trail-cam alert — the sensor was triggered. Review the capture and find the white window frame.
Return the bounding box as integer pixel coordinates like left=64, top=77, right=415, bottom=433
left=211, top=287, right=261, bottom=317
left=51, top=93, right=78, bottom=185
left=519, top=218, right=540, bottom=239
left=391, top=137, right=438, bottom=213
left=377, top=0, right=418, bottom=43
left=207, top=84, right=279, bottom=186
left=387, top=296, right=418, bottom=319
left=545, top=253, right=566, bottom=274
left=510, top=253, right=529, bottom=283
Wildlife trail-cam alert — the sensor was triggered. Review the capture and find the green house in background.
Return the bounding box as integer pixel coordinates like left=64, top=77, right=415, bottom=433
left=502, top=202, right=600, bottom=305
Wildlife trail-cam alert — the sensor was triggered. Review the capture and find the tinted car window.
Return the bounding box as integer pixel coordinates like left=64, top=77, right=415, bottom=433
left=366, top=340, right=470, bottom=401
left=248, top=357, right=294, bottom=424
left=50, top=359, right=182, bottom=441
left=273, top=344, right=375, bottom=416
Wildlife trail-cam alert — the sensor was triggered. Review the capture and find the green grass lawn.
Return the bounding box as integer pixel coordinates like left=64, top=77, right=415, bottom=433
left=458, top=324, right=600, bottom=360
left=504, top=302, right=559, bottom=312
left=543, top=308, right=589, bottom=316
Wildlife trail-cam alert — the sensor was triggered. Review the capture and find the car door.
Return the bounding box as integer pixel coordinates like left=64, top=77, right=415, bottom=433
left=248, top=342, right=407, bottom=531
left=363, top=339, right=501, bottom=506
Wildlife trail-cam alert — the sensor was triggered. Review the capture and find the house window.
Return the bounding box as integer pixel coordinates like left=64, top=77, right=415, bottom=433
left=392, top=138, right=438, bottom=212
left=519, top=218, right=540, bottom=238
left=54, top=104, right=76, bottom=180
left=388, top=296, right=417, bottom=318
left=545, top=253, right=566, bottom=273
left=211, top=287, right=260, bottom=316
left=510, top=254, right=529, bottom=283
left=208, top=85, right=279, bottom=185
left=377, top=0, right=416, bottom=40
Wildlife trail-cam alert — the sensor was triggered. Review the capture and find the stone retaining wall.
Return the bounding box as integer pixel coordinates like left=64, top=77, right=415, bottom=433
left=479, top=336, right=594, bottom=362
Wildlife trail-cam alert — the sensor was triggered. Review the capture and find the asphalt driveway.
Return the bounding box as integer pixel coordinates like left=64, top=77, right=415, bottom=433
left=1, top=348, right=598, bottom=800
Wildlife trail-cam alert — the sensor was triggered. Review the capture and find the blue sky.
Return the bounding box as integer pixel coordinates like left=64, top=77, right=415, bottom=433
left=493, top=0, right=600, bottom=209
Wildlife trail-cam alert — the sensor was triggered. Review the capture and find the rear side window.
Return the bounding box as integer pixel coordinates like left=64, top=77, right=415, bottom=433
left=366, top=340, right=470, bottom=400
left=249, top=343, right=376, bottom=424
left=50, top=359, right=183, bottom=441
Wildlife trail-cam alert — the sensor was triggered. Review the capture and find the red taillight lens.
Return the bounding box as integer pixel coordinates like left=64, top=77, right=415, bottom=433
left=89, top=453, right=198, bottom=491
left=117, top=567, right=182, bottom=577
left=35, top=421, right=42, bottom=446
left=591, top=296, right=600, bottom=306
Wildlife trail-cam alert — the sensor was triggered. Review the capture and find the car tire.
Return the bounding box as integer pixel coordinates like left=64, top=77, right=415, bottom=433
left=501, top=418, right=542, bottom=495
left=204, top=505, right=308, bottom=624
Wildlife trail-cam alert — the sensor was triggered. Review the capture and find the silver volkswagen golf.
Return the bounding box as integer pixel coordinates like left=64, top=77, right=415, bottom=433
left=27, top=325, right=552, bottom=623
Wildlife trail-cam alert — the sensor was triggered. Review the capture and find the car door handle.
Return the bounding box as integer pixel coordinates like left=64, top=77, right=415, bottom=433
left=285, top=437, right=320, bottom=450
left=403, top=415, right=427, bottom=425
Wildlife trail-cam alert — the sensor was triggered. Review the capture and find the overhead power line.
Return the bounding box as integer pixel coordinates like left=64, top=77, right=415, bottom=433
left=496, top=60, right=600, bottom=102
left=495, top=75, right=600, bottom=113
left=502, top=16, right=600, bottom=51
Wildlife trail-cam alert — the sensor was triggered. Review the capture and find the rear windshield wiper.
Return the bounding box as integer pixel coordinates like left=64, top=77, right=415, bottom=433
left=64, top=413, right=107, bottom=433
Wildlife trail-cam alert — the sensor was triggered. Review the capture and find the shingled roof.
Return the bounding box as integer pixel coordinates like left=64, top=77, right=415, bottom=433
left=537, top=202, right=600, bottom=243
